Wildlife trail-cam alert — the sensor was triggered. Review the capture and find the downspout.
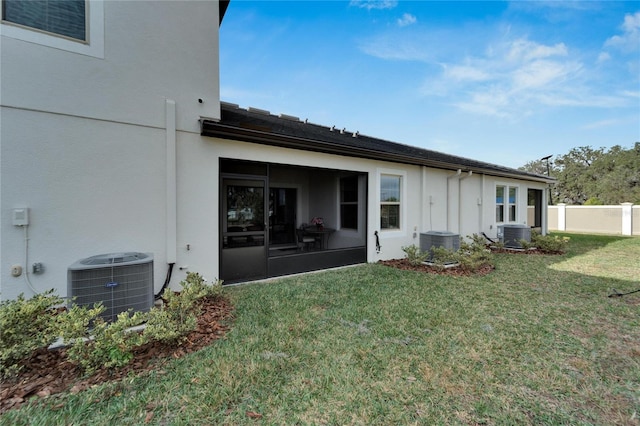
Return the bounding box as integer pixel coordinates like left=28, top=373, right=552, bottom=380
left=446, top=169, right=461, bottom=231
left=458, top=171, right=472, bottom=234
left=160, top=99, right=177, bottom=297
left=421, top=166, right=428, bottom=233
left=479, top=173, right=485, bottom=235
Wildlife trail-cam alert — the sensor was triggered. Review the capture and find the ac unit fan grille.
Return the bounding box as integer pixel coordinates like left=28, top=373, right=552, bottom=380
left=68, top=254, right=153, bottom=322
left=502, top=225, right=531, bottom=249
left=420, top=231, right=460, bottom=261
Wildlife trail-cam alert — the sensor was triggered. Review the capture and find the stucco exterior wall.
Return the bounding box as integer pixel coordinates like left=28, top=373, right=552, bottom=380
left=0, top=0, right=221, bottom=300
left=202, top=138, right=548, bottom=275
left=0, top=0, right=550, bottom=299
left=0, top=0, right=220, bottom=133
left=566, top=206, right=622, bottom=234
left=1, top=109, right=168, bottom=299
left=548, top=204, right=637, bottom=236
left=548, top=206, right=559, bottom=230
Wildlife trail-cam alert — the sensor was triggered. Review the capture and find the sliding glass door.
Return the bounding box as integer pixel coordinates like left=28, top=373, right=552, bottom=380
left=220, top=178, right=267, bottom=282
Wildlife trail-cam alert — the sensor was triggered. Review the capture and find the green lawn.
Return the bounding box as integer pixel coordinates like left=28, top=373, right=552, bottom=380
left=2, top=233, right=639, bottom=425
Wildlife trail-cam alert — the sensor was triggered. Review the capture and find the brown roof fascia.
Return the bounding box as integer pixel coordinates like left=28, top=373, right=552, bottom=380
left=201, top=119, right=555, bottom=184
left=220, top=0, right=230, bottom=25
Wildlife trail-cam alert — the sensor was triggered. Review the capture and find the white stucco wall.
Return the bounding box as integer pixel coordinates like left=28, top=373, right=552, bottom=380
left=199, top=137, right=548, bottom=271
left=0, top=0, right=221, bottom=300
left=0, top=0, right=549, bottom=299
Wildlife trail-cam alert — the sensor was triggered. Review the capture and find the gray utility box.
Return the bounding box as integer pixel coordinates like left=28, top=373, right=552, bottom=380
left=68, top=252, right=154, bottom=322
left=420, top=231, right=460, bottom=261
left=501, top=224, right=531, bottom=249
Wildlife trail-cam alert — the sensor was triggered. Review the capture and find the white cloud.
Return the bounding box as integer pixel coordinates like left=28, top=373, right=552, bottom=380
left=443, top=64, right=491, bottom=82
left=511, top=59, right=580, bottom=90
left=397, top=13, right=417, bottom=27
left=349, top=0, right=398, bottom=11
left=604, top=11, right=640, bottom=52
left=621, top=89, right=640, bottom=98
left=360, top=17, right=636, bottom=119
left=358, top=33, right=434, bottom=61
left=506, top=39, right=568, bottom=62
left=454, top=89, right=513, bottom=118
left=420, top=37, right=622, bottom=118
left=582, top=118, right=623, bottom=130
left=597, top=51, right=611, bottom=63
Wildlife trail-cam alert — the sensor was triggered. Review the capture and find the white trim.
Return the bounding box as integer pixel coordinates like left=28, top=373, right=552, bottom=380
left=1, top=0, right=104, bottom=59
left=494, top=182, right=522, bottom=224
left=621, top=203, right=633, bottom=236
left=377, top=168, right=407, bottom=236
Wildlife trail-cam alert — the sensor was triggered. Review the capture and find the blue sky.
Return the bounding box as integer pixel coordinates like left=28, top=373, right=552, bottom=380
left=219, top=1, right=640, bottom=169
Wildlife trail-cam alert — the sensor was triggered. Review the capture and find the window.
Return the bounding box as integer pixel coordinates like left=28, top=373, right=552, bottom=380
left=496, top=186, right=505, bottom=222
left=496, top=185, right=518, bottom=223
left=508, top=187, right=517, bottom=222
left=380, top=174, right=401, bottom=229
left=340, top=176, right=358, bottom=230
left=2, top=0, right=86, bottom=41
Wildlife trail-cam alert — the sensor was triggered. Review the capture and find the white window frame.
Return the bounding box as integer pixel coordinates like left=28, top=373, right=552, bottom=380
left=495, top=183, right=520, bottom=224
left=0, top=0, right=104, bottom=58
left=508, top=186, right=518, bottom=222
left=378, top=169, right=406, bottom=234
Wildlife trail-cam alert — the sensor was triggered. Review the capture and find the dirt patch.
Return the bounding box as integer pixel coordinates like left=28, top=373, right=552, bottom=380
left=378, top=259, right=494, bottom=277
left=0, top=295, right=234, bottom=414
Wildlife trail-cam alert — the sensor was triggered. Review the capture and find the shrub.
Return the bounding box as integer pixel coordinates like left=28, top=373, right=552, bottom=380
left=144, top=272, right=222, bottom=343
left=2, top=271, right=223, bottom=377
left=0, top=290, right=62, bottom=379
left=429, top=246, right=459, bottom=269
left=532, top=232, right=570, bottom=254
left=457, top=234, right=494, bottom=272
left=430, top=234, right=494, bottom=273
left=584, top=197, right=604, bottom=205
left=401, top=245, right=429, bottom=266
left=55, top=303, right=147, bottom=374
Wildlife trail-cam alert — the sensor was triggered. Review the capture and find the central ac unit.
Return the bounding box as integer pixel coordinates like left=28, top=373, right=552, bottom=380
left=68, top=252, right=154, bottom=322
left=501, top=225, right=531, bottom=249
left=420, top=231, right=460, bottom=261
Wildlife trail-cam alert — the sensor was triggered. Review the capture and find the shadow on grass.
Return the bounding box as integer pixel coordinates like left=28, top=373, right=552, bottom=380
left=546, top=233, right=640, bottom=284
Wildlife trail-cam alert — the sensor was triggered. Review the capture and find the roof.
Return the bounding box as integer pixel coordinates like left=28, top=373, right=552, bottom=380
left=201, top=102, right=555, bottom=184
left=219, top=1, right=230, bottom=24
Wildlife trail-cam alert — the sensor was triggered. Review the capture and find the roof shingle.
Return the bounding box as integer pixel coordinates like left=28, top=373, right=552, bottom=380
left=201, top=103, right=554, bottom=183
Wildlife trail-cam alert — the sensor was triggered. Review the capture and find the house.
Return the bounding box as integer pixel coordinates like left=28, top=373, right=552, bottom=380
left=0, top=0, right=552, bottom=301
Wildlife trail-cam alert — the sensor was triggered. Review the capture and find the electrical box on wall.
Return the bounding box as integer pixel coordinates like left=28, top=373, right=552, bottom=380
left=12, top=208, right=29, bottom=226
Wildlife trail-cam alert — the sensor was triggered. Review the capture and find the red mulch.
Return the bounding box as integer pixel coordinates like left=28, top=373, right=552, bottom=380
left=0, top=296, right=234, bottom=414
left=378, top=246, right=563, bottom=276
left=378, top=259, right=494, bottom=276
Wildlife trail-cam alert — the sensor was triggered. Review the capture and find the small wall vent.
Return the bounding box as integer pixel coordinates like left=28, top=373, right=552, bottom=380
left=501, top=225, right=531, bottom=249
left=68, top=252, right=154, bottom=322
left=420, top=231, right=460, bottom=260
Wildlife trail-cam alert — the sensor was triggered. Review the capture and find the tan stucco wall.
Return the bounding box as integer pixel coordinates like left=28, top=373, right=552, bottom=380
left=566, top=207, right=621, bottom=234
left=548, top=206, right=559, bottom=230
left=547, top=205, right=637, bottom=235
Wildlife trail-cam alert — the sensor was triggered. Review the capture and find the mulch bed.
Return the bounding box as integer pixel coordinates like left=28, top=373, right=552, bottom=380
left=0, top=295, right=234, bottom=414
left=378, top=259, right=494, bottom=276
left=378, top=245, right=565, bottom=277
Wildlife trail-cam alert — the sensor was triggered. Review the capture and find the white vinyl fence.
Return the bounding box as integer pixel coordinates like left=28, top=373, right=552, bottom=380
left=544, top=203, right=639, bottom=236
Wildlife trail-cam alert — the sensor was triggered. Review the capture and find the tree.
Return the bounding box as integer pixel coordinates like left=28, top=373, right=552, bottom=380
left=519, top=158, right=554, bottom=177
left=520, top=143, right=640, bottom=205
left=554, top=146, right=603, bottom=204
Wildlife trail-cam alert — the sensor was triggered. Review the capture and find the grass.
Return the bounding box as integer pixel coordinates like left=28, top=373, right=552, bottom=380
left=2, top=233, right=639, bottom=425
